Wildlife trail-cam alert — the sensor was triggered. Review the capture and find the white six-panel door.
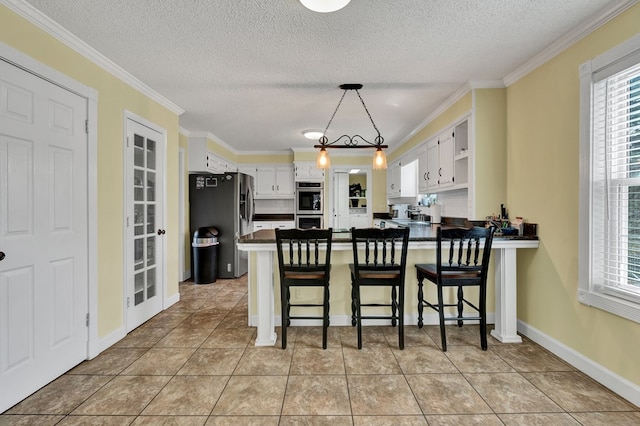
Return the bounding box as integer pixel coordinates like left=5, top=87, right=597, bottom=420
left=0, top=59, right=88, bottom=411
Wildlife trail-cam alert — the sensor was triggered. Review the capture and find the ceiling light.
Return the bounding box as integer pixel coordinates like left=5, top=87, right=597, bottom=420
left=299, top=0, right=351, bottom=13
left=316, top=147, right=331, bottom=168
left=303, top=130, right=324, bottom=140
left=314, top=83, right=388, bottom=170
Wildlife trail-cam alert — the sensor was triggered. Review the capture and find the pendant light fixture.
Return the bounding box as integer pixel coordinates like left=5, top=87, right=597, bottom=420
left=299, top=0, right=351, bottom=13
left=313, top=84, right=388, bottom=170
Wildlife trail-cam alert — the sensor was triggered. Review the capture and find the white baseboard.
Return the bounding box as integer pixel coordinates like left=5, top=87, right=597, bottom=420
left=165, top=291, right=180, bottom=308
left=518, top=320, right=640, bottom=407
left=89, top=292, right=180, bottom=360
left=181, top=271, right=191, bottom=282
left=88, top=326, right=126, bottom=359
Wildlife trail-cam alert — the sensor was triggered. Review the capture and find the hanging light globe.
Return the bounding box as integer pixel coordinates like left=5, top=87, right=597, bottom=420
left=299, top=0, right=351, bottom=13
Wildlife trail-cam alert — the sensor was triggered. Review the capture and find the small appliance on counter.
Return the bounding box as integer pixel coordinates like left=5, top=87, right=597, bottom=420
left=389, top=203, right=409, bottom=219
left=430, top=204, right=441, bottom=224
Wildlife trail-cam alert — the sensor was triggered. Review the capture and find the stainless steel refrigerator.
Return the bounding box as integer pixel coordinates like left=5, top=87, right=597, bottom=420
left=189, top=172, right=254, bottom=278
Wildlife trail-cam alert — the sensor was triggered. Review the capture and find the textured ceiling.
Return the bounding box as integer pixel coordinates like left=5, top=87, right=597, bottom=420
left=24, top=0, right=625, bottom=153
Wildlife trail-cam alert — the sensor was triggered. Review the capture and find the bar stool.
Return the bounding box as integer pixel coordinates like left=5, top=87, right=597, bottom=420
left=275, top=227, right=333, bottom=349
left=415, top=226, right=495, bottom=351
left=349, top=227, right=410, bottom=349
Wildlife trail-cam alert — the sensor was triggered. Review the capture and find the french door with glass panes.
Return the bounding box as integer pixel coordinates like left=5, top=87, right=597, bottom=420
left=125, top=117, right=165, bottom=331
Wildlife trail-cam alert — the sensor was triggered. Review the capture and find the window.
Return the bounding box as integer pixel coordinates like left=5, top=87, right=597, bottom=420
left=579, top=34, right=640, bottom=322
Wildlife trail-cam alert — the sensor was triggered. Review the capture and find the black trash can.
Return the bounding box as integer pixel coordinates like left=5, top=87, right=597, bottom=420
left=192, top=227, right=219, bottom=284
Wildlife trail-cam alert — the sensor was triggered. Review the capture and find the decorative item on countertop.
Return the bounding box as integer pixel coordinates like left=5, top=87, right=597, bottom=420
left=487, top=204, right=514, bottom=235
left=486, top=210, right=537, bottom=237
left=430, top=203, right=441, bottom=224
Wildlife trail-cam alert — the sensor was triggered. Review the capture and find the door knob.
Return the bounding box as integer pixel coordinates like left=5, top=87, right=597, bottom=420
left=0, top=251, right=4, bottom=261
left=157, top=229, right=166, bottom=235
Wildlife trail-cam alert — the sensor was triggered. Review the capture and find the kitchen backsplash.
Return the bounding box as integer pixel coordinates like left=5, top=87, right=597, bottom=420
left=254, top=199, right=295, bottom=214
left=424, top=190, right=468, bottom=218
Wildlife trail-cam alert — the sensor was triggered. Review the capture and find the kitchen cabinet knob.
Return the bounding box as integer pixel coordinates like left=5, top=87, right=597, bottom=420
left=0, top=251, right=5, bottom=261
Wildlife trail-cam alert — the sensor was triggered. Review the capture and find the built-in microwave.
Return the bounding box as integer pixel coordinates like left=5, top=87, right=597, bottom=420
left=296, top=182, right=323, bottom=214
left=297, top=214, right=323, bottom=229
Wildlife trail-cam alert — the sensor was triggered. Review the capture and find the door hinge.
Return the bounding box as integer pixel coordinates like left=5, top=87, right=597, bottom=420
left=127, top=297, right=131, bottom=308
left=85, top=313, right=90, bottom=327
left=126, top=216, right=130, bottom=227
left=126, top=136, right=130, bottom=148
left=85, top=120, right=89, bottom=134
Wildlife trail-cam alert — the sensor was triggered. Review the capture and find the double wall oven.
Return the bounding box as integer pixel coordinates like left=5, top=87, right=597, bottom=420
left=296, top=181, right=323, bottom=229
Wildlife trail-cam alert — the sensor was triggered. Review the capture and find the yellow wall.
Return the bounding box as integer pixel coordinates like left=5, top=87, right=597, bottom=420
left=474, top=89, right=507, bottom=218
left=1, top=6, right=181, bottom=338
left=507, top=3, right=640, bottom=384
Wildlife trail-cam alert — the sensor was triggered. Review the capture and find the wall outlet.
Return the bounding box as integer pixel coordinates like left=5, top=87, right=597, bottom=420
left=227, top=263, right=231, bottom=272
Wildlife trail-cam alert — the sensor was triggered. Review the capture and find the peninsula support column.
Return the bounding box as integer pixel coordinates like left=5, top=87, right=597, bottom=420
left=491, top=247, right=523, bottom=343
left=254, top=250, right=277, bottom=346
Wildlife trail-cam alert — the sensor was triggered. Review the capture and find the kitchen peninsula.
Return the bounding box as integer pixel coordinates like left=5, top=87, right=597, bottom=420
left=238, top=226, right=539, bottom=347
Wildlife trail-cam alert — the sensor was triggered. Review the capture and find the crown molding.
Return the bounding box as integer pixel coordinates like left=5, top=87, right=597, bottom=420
left=178, top=127, right=190, bottom=136
left=469, top=80, right=506, bottom=89
left=503, top=0, right=640, bottom=86
left=241, top=148, right=294, bottom=156
left=389, top=81, right=472, bottom=154
left=2, top=0, right=184, bottom=115
left=187, top=131, right=241, bottom=155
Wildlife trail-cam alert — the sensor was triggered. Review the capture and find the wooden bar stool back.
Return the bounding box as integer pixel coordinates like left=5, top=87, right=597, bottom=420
left=415, top=226, right=496, bottom=351
left=275, top=227, right=333, bottom=349
left=349, top=227, right=410, bottom=349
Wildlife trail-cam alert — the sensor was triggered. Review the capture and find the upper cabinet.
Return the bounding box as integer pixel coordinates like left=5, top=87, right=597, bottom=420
left=294, top=162, right=324, bottom=182
left=254, top=165, right=295, bottom=199
left=387, top=161, right=402, bottom=198
left=452, top=120, right=469, bottom=189
left=188, top=137, right=236, bottom=174
left=417, top=117, right=469, bottom=193
left=387, top=159, right=417, bottom=199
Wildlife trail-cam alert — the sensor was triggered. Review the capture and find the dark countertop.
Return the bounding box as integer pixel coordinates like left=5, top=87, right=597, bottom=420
left=253, top=213, right=295, bottom=221
left=239, top=226, right=538, bottom=244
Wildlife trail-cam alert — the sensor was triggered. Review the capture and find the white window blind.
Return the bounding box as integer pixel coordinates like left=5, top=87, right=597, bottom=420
left=591, top=61, right=640, bottom=302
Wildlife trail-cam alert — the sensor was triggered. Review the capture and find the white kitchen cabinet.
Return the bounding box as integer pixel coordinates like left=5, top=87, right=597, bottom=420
left=253, top=221, right=294, bottom=232
left=272, top=221, right=295, bottom=230
left=452, top=120, right=469, bottom=188
left=294, top=162, right=324, bottom=182
left=387, top=159, right=417, bottom=199
left=188, top=137, right=236, bottom=173
left=387, top=161, right=402, bottom=198
left=420, top=122, right=463, bottom=192
left=254, top=165, right=294, bottom=199
left=426, top=139, right=439, bottom=191
left=349, top=214, right=369, bottom=228
left=253, top=222, right=270, bottom=232
left=417, top=145, right=429, bottom=193
left=437, top=130, right=455, bottom=188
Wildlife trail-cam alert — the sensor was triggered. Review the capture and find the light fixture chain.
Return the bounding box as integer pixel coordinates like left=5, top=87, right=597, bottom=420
left=355, top=89, right=381, bottom=137
left=323, top=89, right=348, bottom=136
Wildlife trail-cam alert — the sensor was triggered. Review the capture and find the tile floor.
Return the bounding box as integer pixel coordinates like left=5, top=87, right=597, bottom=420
left=2, top=276, right=639, bottom=425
